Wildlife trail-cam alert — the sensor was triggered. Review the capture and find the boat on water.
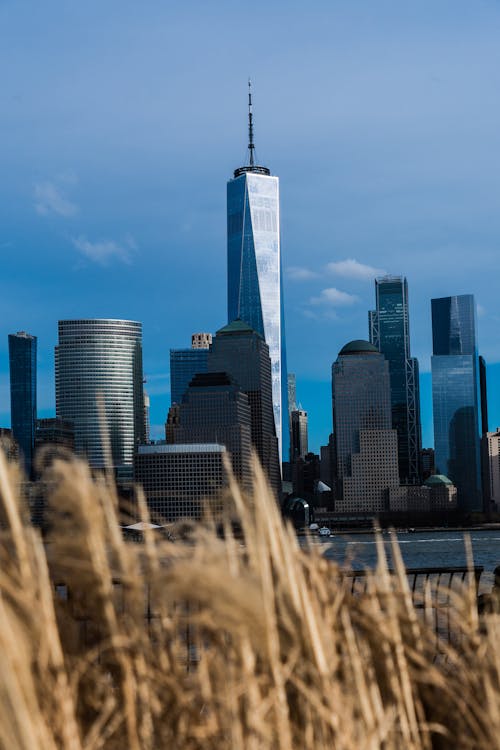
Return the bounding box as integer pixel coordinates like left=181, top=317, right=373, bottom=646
left=318, top=526, right=332, bottom=537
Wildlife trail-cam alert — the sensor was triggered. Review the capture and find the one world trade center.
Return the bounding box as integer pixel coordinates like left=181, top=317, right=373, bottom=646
left=227, top=83, right=288, bottom=463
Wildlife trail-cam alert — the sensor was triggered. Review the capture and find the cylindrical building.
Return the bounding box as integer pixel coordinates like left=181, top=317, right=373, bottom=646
left=55, top=319, right=145, bottom=471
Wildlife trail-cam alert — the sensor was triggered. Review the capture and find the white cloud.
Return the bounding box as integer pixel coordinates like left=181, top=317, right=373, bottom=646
left=309, top=287, right=359, bottom=306
left=327, top=258, right=386, bottom=281
left=72, top=235, right=135, bottom=266
left=286, top=266, right=318, bottom=281
left=34, top=180, right=78, bottom=217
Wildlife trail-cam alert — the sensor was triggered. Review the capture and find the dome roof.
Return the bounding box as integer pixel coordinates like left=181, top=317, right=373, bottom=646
left=424, top=474, right=453, bottom=487
left=216, top=319, right=262, bottom=337
left=339, top=339, right=379, bottom=356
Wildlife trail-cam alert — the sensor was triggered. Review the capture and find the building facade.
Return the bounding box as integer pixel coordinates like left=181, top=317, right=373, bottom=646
left=8, top=331, right=37, bottom=476
left=431, top=295, right=482, bottom=511
left=169, top=333, right=212, bottom=406
left=290, top=409, right=308, bottom=461
left=227, top=85, right=287, bottom=461
left=174, top=370, right=252, bottom=488
left=369, top=276, right=421, bottom=483
left=208, top=320, right=281, bottom=496
left=332, top=340, right=400, bottom=514
left=55, top=319, right=145, bottom=472
left=484, top=429, right=500, bottom=512
left=135, top=443, right=227, bottom=522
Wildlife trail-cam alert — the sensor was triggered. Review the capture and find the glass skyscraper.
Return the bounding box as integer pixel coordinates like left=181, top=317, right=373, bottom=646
left=431, top=295, right=482, bottom=511
left=369, top=276, right=421, bottom=483
left=55, top=319, right=145, bottom=472
left=227, top=84, right=287, bottom=462
left=8, top=331, right=37, bottom=476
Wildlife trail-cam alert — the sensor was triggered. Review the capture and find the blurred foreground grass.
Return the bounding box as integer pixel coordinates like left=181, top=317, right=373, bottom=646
left=0, top=450, right=499, bottom=750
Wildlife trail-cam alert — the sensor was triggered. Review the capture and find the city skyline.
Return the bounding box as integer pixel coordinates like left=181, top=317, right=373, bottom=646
left=2, top=1, right=500, bottom=453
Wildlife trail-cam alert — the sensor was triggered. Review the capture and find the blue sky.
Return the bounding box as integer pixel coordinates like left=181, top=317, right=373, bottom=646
left=2, top=0, right=500, bottom=452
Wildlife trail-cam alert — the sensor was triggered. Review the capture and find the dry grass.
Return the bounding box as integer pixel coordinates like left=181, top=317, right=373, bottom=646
left=0, top=450, right=499, bottom=749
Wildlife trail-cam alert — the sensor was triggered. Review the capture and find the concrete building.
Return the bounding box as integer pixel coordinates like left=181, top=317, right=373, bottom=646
left=290, top=409, right=308, bottom=461
left=484, top=429, right=500, bottom=512
left=332, top=340, right=400, bottom=514
left=135, top=443, right=227, bottom=522
left=174, top=371, right=252, bottom=488
left=208, top=320, right=281, bottom=496
left=55, top=319, right=145, bottom=473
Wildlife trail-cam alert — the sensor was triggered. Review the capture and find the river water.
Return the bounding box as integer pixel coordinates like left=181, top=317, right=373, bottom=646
left=313, top=529, right=500, bottom=581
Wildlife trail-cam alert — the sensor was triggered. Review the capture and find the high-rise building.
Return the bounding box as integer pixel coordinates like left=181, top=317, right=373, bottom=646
left=484, top=429, right=500, bottom=512
left=143, top=388, right=151, bottom=444
left=369, top=276, right=421, bottom=483
left=208, top=319, right=281, bottom=496
left=227, top=82, right=287, bottom=461
left=431, top=295, right=482, bottom=511
left=174, top=371, right=252, bottom=488
left=479, top=355, right=489, bottom=436
left=290, top=409, right=308, bottom=461
left=8, top=331, right=37, bottom=476
left=169, top=333, right=212, bottom=405
left=135, top=443, right=227, bottom=522
left=55, top=319, right=145, bottom=472
left=332, top=340, right=400, bottom=514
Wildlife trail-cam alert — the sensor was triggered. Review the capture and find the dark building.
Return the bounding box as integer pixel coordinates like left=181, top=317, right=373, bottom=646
left=165, top=403, right=181, bottom=444
left=35, top=417, right=75, bottom=473
left=174, top=371, right=252, bottom=488
left=290, top=409, right=308, bottom=461
left=8, top=331, right=37, bottom=476
left=169, top=333, right=212, bottom=405
left=208, top=320, right=281, bottom=497
left=420, top=448, right=435, bottom=481
left=479, top=356, right=488, bottom=436
left=431, top=295, right=482, bottom=511
left=369, top=276, right=421, bottom=484
left=135, top=443, right=227, bottom=522
left=292, top=452, right=320, bottom=500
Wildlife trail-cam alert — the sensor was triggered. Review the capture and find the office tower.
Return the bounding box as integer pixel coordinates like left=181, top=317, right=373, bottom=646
left=8, top=331, right=37, bottom=476
left=290, top=409, right=308, bottom=461
left=174, top=371, right=252, bottom=487
left=479, top=356, right=488, bottom=435
left=484, top=430, right=500, bottom=512
left=55, top=319, right=145, bottom=472
left=135, top=443, right=227, bottom=522
left=420, top=448, right=435, bottom=481
left=191, top=332, right=212, bottom=349
left=227, top=82, right=288, bottom=461
left=332, top=340, right=399, bottom=513
left=165, top=404, right=180, bottom=444
left=143, top=388, right=151, bottom=444
left=287, top=373, right=297, bottom=413
left=431, top=295, right=482, bottom=511
left=369, top=276, right=421, bottom=483
left=208, top=319, right=281, bottom=496
left=169, top=333, right=212, bottom=405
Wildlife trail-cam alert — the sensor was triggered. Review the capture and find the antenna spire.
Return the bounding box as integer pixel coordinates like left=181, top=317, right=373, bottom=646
left=248, top=79, right=255, bottom=167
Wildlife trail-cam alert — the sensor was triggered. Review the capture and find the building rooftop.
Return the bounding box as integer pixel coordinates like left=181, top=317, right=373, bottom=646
left=137, top=443, right=227, bottom=455
left=216, top=319, right=262, bottom=337
left=424, top=474, right=453, bottom=487
left=339, top=340, right=379, bottom=356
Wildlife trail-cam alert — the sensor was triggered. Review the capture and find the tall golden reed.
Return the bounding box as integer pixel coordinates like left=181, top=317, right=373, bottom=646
left=0, top=449, right=499, bottom=749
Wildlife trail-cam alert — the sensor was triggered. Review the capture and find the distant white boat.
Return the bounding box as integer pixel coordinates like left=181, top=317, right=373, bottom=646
left=318, top=526, right=331, bottom=537
left=309, top=523, right=319, bottom=532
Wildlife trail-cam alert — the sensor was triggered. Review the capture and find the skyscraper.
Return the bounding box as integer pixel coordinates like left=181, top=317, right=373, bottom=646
left=169, top=332, right=212, bottom=405
left=227, top=82, right=287, bottom=461
left=8, top=331, right=37, bottom=475
left=431, top=295, right=482, bottom=511
left=174, top=370, right=252, bottom=488
left=55, top=319, right=145, bottom=472
left=369, top=276, right=421, bottom=483
left=208, top=319, right=281, bottom=497
left=332, top=340, right=400, bottom=514
left=290, top=409, right=308, bottom=461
